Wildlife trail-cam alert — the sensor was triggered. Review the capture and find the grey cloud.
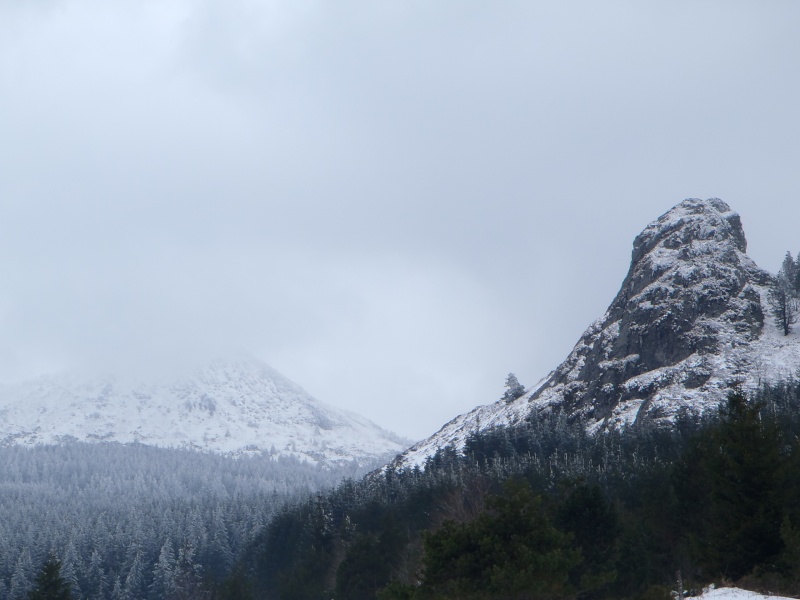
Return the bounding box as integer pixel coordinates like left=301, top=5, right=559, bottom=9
left=1, top=0, right=800, bottom=438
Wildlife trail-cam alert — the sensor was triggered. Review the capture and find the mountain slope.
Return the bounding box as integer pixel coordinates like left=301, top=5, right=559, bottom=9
left=396, top=198, right=800, bottom=468
left=0, top=357, right=407, bottom=465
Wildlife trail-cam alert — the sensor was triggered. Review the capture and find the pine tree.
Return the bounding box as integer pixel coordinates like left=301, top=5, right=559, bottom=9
left=795, top=251, right=800, bottom=295
left=10, top=548, right=35, bottom=600
left=782, top=251, right=798, bottom=288
left=27, top=555, right=72, bottom=600
left=149, top=540, right=176, bottom=600
left=123, top=547, right=146, bottom=600
left=420, top=480, right=580, bottom=599
left=59, top=541, right=82, bottom=599
left=86, top=549, right=107, bottom=600
left=501, top=373, right=526, bottom=403
left=769, top=257, right=799, bottom=336
left=110, top=576, right=124, bottom=600
left=703, top=390, right=784, bottom=579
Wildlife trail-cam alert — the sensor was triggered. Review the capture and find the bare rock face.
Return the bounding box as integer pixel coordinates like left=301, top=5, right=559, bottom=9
left=394, top=198, right=800, bottom=469
left=532, top=198, right=769, bottom=423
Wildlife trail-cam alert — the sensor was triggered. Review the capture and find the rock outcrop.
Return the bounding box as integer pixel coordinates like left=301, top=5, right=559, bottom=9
left=394, top=198, right=800, bottom=469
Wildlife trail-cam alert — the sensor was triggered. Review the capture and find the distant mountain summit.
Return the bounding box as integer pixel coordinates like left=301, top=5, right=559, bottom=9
left=396, top=198, right=800, bottom=468
left=0, top=356, right=407, bottom=465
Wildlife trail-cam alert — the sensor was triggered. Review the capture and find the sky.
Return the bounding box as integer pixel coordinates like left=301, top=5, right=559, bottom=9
left=1, top=1, right=800, bottom=441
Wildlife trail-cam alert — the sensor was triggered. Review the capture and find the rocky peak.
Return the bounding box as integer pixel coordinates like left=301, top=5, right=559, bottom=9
left=530, top=198, right=768, bottom=424
left=392, top=198, right=800, bottom=469
left=631, top=198, right=746, bottom=263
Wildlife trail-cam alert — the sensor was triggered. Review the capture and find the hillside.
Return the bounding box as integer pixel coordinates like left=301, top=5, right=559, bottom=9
left=0, top=356, right=408, bottom=466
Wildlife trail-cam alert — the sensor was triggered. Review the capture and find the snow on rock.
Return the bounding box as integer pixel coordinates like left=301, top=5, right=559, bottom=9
left=0, top=356, right=408, bottom=466
left=393, top=198, right=800, bottom=470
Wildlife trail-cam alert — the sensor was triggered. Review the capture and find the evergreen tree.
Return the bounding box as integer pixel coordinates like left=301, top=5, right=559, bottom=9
left=795, top=251, right=800, bottom=294
left=27, top=555, right=72, bottom=600
left=123, top=546, right=146, bottom=600
left=782, top=251, right=798, bottom=289
left=10, top=549, right=35, bottom=600
left=149, top=540, right=176, bottom=600
left=501, top=373, right=526, bottom=403
left=769, top=279, right=798, bottom=335
left=110, top=576, right=124, bottom=600
left=173, top=542, right=211, bottom=599
left=556, top=483, right=619, bottom=593
left=418, top=480, right=580, bottom=599
left=59, top=541, right=81, bottom=599
left=770, top=253, right=799, bottom=335
left=702, top=391, right=784, bottom=579
left=86, top=549, right=107, bottom=600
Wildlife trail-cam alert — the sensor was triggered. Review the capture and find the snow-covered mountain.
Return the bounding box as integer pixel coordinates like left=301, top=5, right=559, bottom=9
left=395, top=198, right=800, bottom=469
left=0, top=356, right=408, bottom=465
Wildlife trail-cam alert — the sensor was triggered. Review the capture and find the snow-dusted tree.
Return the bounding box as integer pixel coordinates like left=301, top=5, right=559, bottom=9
left=110, top=576, right=124, bottom=600
left=795, top=251, right=800, bottom=294
left=173, top=543, right=211, bottom=599
left=781, top=251, right=800, bottom=295
left=501, top=373, right=526, bottom=403
left=149, top=540, right=176, bottom=600
left=770, top=257, right=799, bottom=336
left=27, top=555, right=72, bottom=600
left=9, top=548, right=35, bottom=599
left=59, top=540, right=82, bottom=599
left=86, top=550, right=107, bottom=600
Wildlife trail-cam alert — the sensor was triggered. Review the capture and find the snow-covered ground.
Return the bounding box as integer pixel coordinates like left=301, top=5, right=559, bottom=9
left=700, top=586, right=796, bottom=600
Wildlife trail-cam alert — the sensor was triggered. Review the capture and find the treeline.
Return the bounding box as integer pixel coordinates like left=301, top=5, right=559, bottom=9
left=229, top=380, right=800, bottom=599
left=0, top=442, right=376, bottom=599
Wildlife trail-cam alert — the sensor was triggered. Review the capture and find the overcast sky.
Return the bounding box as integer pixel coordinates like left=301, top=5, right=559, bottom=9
left=2, top=1, right=800, bottom=440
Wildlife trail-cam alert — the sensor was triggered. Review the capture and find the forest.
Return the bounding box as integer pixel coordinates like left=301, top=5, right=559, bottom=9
left=10, top=381, right=800, bottom=599
left=220, top=379, right=800, bottom=600
left=0, top=443, right=377, bottom=599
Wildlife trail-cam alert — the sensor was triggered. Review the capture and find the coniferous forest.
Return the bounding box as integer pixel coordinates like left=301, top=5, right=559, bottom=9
left=218, top=380, right=800, bottom=600
left=0, top=444, right=376, bottom=599
left=6, top=381, right=800, bottom=599
left=0, top=381, right=800, bottom=600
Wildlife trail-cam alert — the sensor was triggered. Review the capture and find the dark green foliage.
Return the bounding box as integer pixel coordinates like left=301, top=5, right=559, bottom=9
left=556, top=483, right=619, bottom=594
left=214, top=569, right=255, bottom=600
left=28, top=556, right=72, bottom=600
left=418, top=480, right=580, bottom=599
left=674, top=391, right=785, bottom=580
left=235, top=383, right=800, bottom=599
left=335, top=513, right=407, bottom=600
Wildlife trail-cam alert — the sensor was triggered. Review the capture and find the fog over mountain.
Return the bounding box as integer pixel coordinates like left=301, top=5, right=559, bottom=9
left=0, top=356, right=407, bottom=466
left=2, top=2, right=800, bottom=439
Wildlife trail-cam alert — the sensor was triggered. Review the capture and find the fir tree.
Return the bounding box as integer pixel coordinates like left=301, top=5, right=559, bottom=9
left=27, top=555, right=72, bottom=600
left=10, top=549, right=35, bottom=600
left=770, top=252, right=800, bottom=335
left=769, top=278, right=798, bottom=336
left=501, top=373, right=526, bottom=403
left=419, top=480, right=580, bottom=599
left=703, top=390, right=784, bottom=579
